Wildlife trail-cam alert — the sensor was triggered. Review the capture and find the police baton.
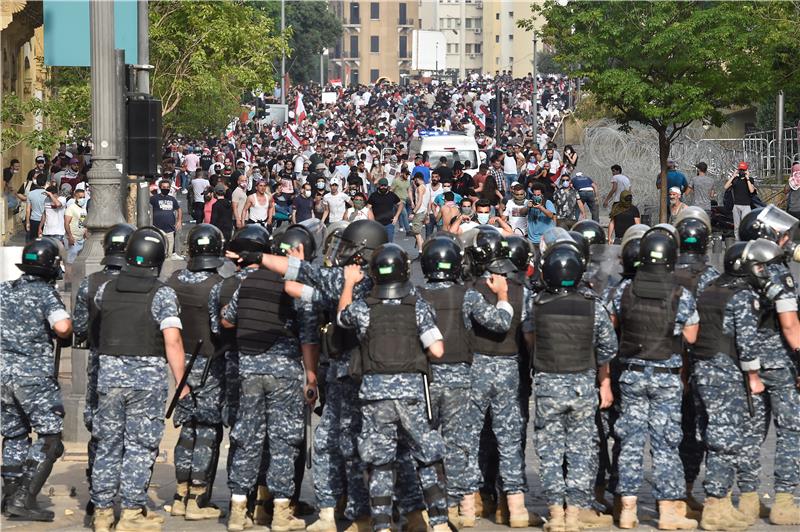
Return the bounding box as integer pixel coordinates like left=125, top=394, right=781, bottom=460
left=422, top=373, right=433, bottom=423
left=166, top=340, right=203, bottom=419
left=742, top=372, right=755, bottom=418
left=304, top=388, right=316, bottom=469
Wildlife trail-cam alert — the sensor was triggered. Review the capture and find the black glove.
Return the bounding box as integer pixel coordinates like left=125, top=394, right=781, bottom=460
left=173, top=392, right=196, bottom=427
left=238, top=250, right=263, bottom=265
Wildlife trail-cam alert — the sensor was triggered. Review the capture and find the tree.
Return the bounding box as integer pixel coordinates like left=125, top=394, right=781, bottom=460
left=520, top=1, right=778, bottom=221
left=255, top=1, right=342, bottom=84
left=149, top=0, right=287, bottom=137
left=536, top=51, right=564, bottom=76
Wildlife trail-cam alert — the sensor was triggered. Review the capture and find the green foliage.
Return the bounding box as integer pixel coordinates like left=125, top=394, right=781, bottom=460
left=536, top=51, right=563, bottom=76
left=149, top=0, right=287, bottom=137
left=254, top=1, right=342, bottom=84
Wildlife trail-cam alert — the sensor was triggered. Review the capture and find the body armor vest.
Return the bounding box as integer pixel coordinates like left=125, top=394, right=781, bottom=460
left=693, top=279, right=741, bottom=361
left=619, top=269, right=682, bottom=360
left=98, top=269, right=165, bottom=357
left=533, top=291, right=596, bottom=373
left=167, top=271, right=222, bottom=357
left=673, top=256, right=707, bottom=296
left=321, top=311, right=360, bottom=359
left=218, top=275, right=241, bottom=354
left=350, top=295, right=429, bottom=378
left=470, top=277, right=524, bottom=357
left=236, top=269, right=297, bottom=355
left=421, top=284, right=472, bottom=364
left=87, top=269, right=116, bottom=350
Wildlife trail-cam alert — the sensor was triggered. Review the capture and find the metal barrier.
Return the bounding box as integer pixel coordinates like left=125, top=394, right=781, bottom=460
left=743, top=125, right=799, bottom=179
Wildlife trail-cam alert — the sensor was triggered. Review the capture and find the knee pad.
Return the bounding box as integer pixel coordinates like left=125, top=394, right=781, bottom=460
left=40, top=433, right=64, bottom=462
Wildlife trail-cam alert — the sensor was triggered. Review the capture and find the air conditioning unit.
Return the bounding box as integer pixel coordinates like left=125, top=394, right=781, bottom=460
left=456, top=19, right=462, bottom=26
left=473, top=28, right=482, bottom=34
left=475, top=1, right=483, bottom=9
left=469, top=53, right=478, bottom=59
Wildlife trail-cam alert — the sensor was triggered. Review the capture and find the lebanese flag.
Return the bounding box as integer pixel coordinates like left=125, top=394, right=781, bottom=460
left=294, top=92, right=307, bottom=122
left=284, top=125, right=302, bottom=148
left=469, top=101, right=487, bottom=130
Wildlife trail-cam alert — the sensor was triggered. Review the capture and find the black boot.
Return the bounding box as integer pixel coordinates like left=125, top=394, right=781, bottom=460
left=6, top=460, right=56, bottom=522
left=2, top=477, right=21, bottom=516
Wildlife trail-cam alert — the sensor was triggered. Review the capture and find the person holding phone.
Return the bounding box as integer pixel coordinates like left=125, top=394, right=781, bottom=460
left=724, top=161, right=755, bottom=238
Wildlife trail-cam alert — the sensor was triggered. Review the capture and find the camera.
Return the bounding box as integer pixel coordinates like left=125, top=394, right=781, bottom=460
left=738, top=170, right=746, bottom=179
left=532, top=195, right=543, bottom=205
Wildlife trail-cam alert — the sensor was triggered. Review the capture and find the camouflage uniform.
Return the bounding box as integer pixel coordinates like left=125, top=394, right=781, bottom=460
left=222, top=284, right=318, bottom=499
left=751, top=264, right=800, bottom=494
left=692, top=286, right=761, bottom=497
left=1, top=275, right=69, bottom=483
left=171, top=269, right=225, bottom=491
left=339, top=289, right=449, bottom=530
left=527, top=293, right=618, bottom=508
left=607, top=279, right=698, bottom=500
left=90, top=282, right=180, bottom=510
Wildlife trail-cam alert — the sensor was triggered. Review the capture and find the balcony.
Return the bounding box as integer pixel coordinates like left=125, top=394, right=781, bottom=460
left=398, top=18, right=413, bottom=27
left=344, top=17, right=360, bottom=26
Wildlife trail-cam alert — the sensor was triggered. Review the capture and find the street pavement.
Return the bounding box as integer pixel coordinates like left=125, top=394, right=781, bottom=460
left=3, top=221, right=799, bottom=531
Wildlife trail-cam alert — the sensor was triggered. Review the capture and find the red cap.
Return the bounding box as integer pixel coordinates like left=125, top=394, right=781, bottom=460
left=737, top=161, right=749, bottom=170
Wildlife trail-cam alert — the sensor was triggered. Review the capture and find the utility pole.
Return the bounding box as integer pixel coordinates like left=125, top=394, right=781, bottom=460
left=776, top=90, right=785, bottom=179
left=532, top=31, right=538, bottom=145
left=136, top=0, right=151, bottom=227
left=435, top=42, right=439, bottom=84
left=280, top=0, right=286, bottom=104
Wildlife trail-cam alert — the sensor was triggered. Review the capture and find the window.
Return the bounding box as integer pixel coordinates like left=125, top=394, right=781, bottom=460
left=495, top=35, right=500, bottom=43
left=509, top=34, right=513, bottom=41
left=509, top=57, right=514, bottom=65
left=349, top=35, right=359, bottom=57
left=466, top=43, right=473, bottom=54
left=448, top=43, right=459, bottom=54
left=370, top=36, right=379, bottom=53
left=370, top=69, right=379, bottom=83
left=399, top=35, right=407, bottom=57
left=351, top=70, right=359, bottom=85
left=495, top=57, right=500, bottom=65
left=370, top=2, right=379, bottom=19
left=465, top=18, right=472, bottom=29
left=399, top=2, right=407, bottom=24
left=349, top=2, right=360, bottom=24
left=508, top=11, right=514, bottom=17
left=474, top=43, right=482, bottom=53
left=446, top=17, right=453, bottom=28
left=439, top=17, right=446, bottom=28
left=495, top=12, right=499, bottom=20
left=474, top=18, right=482, bottom=28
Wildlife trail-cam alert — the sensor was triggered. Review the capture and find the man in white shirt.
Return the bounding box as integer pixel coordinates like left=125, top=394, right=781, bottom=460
left=39, top=186, right=67, bottom=246
left=603, top=164, right=632, bottom=209
left=322, top=178, right=349, bottom=223
left=190, top=170, right=211, bottom=222
left=184, top=148, right=200, bottom=177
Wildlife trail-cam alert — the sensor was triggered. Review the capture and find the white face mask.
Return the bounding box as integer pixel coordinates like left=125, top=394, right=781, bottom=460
left=239, top=182, right=247, bottom=189
left=477, top=213, right=490, bottom=224
left=303, top=190, right=311, bottom=198
left=316, top=182, right=325, bottom=190
left=77, top=197, right=88, bottom=207
left=442, top=186, right=452, bottom=193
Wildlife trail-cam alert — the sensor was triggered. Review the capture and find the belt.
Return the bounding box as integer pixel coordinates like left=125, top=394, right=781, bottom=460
left=579, top=187, right=594, bottom=192
left=625, top=363, right=681, bottom=375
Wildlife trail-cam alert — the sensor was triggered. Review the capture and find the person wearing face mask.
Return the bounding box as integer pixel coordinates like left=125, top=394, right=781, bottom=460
left=291, top=183, right=315, bottom=224
left=65, top=188, right=89, bottom=264
left=368, top=178, right=403, bottom=242
left=344, top=192, right=374, bottom=222
left=553, top=172, right=587, bottom=230
left=503, top=182, right=532, bottom=236
left=150, top=180, right=183, bottom=258
left=312, top=179, right=330, bottom=222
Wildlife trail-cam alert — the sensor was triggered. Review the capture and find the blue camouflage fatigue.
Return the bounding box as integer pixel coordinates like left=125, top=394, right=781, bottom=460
left=753, top=263, right=800, bottom=493
left=90, top=281, right=181, bottom=509
left=312, top=364, right=347, bottom=508
left=223, top=286, right=318, bottom=499
left=171, top=270, right=225, bottom=488
left=1, top=275, right=69, bottom=479
left=340, top=290, right=448, bottom=529
left=608, top=279, right=699, bottom=501
left=737, top=392, right=769, bottom=494
left=463, top=276, right=527, bottom=495
left=529, top=295, right=618, bottom=507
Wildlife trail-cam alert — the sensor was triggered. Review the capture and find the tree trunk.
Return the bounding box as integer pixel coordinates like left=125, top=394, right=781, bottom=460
left=657, top=128, right=670, bottom=223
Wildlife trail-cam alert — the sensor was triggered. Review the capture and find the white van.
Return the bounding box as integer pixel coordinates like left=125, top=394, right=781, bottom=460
left=408, top=131, right=481, bottom=176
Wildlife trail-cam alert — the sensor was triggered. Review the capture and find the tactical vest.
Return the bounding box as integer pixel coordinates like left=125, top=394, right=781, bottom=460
left=533, top=291, right=596, bottom=373
left=757, top=297, right=780, bottom=332
left=673, top=257, right=707, bottom=296
left=470, top=277, right=524, bottom=357
left=236, top=269, right=297, bottom=355
left=421, top=284, right=472, bottom=364
left=87, top=269, right=116, bottom=350
left=350, top=295, right=429, bottom=378
left=618, top=270, right=682, bottom=360
left=167, top=271, right=222, bottom=357
left=321, top=310, right=360, bottom=359
left=218, top=275, right=242, bottom=354
left=693, top=280, right=740, bottom=361
left=98, top=269, right=165, bottom=357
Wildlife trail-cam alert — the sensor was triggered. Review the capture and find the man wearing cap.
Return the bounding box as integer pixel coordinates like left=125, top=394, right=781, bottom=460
left=656, top=161, right=690, bottom=213
left=323, top=178, right=349, bottom=224
left=724, top=162, right=755, bottom=238
left=53, top=158, right=82, bottom=191
left=668, top=187, right=688, bottom=224
left=688, top=162, right=715, bottom=215
left=26, top=156, right=48, bottom=184
left=368, top=178, right=403, bottom=242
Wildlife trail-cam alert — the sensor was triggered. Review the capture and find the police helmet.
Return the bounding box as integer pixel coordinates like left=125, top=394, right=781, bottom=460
left=272, top=221, right=321, bottom=261
left=621, top=238, right=643, bottom=278
left=650, top=223, right=680, bottom=246
left=421, top=236, right=463, bottom=282
left=229, top=224, right=271, bottom=253
left=567, top=231, right=591, bottom=265
left=639, top=227, right=678, bottom=269
left=674, top=206, right=711, bottom=233
left=620, top=224, right=650, bottom=250
left=571, top=219, right=605, bottom=248
left=675, top=217, right=709, bottom=255
left=16, top=237, right=62, bottom=279
left=723, top=241, right=748, bottom=277
left=741, top=238, right=784, bottom=287
left=541, top=244, right=584, bottom=291
left=505, top=235, right=533, bottom=273
left=102, top=223, right=136, bottom=267
left=331, top=219, right=388, bottom=266
left=738, top=205, right=799, bottom=244
left=322, top=221, right=350, bottom=267
left=369, top=243, right=412, bottom=299
left=463, top=225, right=515, bottom=275
left=125, top=226, right=167, bottom=270
left=539, top=227, right=576, bottom=257
left=187, top=224, right=225, bottom=271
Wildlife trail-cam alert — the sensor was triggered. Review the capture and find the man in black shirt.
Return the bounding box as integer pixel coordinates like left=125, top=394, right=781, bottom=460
left=368, top=177, right=403, bottom=242
left=723, top=161, right=755, bottom=239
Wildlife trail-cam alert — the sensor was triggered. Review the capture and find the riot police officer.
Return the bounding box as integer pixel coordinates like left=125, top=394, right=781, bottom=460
left=740, top=238, right=800, bottom=525
left=2, top=238, right=72, bottom=522
left=338, top=243, right=450, bottom=532
left=572, top=219, right=621, bottom=296
left=73, top=223, right=135, bottom=515
left=607, top=226, right=700, bottom=530
left=419, top=236, right=473, bottom=526
left=692, top=242, right=759, bottom=531
left=89, top=226, right=187, bottom=532
left=166, top=224, right=225, bottom=521
left=530, top=243, right=618, bottom=532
